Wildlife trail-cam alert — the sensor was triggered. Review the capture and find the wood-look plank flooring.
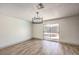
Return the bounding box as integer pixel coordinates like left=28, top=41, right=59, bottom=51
left=0, top=39, right=79, bottom=55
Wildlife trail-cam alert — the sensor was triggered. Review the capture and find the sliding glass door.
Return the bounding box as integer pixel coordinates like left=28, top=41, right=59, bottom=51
left=43, top=24, right=59, bottom=41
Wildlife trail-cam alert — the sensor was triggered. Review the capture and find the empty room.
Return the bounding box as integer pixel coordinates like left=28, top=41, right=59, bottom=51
left=0, top=3, right=79, bottom=55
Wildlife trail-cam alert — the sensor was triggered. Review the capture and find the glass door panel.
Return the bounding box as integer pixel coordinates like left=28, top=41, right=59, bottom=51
left=43, top=24, right=59, bottom=41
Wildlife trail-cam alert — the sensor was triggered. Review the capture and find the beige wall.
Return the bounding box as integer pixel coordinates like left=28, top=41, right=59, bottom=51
left=33, top=15, right=79, bottom=45
left=32, top=24, right=43, bottom=39
left=0, top=14, right=32, bottom=48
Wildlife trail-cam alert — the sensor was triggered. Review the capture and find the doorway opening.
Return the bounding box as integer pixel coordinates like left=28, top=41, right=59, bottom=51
left=43, top=23, right=59, bottom=42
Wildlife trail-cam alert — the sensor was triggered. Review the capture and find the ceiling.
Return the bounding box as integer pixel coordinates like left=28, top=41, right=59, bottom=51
left=0, top=3, right=79, bottom=21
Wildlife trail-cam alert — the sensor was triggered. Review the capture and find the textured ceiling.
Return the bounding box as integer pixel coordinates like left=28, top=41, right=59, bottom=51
left=0, top=3, right=79, bottom=21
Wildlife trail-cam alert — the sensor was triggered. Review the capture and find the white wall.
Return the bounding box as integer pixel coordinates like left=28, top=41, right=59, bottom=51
left=32, top=24, right=43, bottom=39
left=0, top=14, right=32, bottom=48
left=33, top=15, right=79, bottom=45
left=44, top=15, right=79, bottom=45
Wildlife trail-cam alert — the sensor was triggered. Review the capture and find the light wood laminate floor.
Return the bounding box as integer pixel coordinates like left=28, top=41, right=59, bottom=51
left=0, top=39, right=79, bottom=55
